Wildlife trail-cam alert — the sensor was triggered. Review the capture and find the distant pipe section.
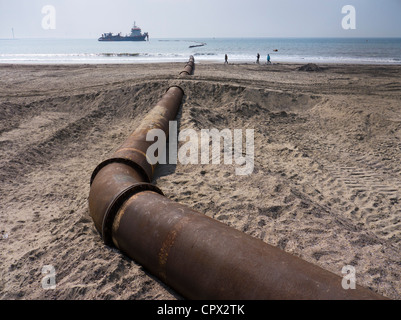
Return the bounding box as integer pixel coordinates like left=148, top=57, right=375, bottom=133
left=88, top=57, right=387, bottom=300
left=179, top=55, right=195, bottom=76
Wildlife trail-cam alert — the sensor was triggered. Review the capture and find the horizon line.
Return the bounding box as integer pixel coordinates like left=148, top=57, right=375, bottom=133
left=1, top=36, right=401, bottom=40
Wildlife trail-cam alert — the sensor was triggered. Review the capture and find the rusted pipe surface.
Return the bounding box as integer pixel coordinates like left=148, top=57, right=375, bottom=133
left=111, top=191, right=386, bottom=300
left=179, top=55, right=195, bottom=76
left=88, top=162, right=163, bottom=245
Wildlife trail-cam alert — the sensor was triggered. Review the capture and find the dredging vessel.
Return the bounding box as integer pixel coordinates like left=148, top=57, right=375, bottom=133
left=98, top=22, right=149, bottom=42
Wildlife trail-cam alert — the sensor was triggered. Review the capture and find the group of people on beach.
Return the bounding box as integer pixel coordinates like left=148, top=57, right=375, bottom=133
left=225, top=53, right=271, bottom=64
left=257, top=53, right=271, bottom=64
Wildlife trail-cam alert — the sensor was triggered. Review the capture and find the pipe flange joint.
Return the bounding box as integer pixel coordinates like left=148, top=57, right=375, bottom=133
left=101, top=182, right=164, bottom=246
left=90, top=158, right=151, bottom=186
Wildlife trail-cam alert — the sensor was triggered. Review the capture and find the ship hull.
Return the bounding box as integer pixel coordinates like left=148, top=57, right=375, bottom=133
left=98, top=35, right=147, bottom=42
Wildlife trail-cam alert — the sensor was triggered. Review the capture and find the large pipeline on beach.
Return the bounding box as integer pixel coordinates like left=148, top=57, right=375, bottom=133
left=88, top=58, right=386, bottom=300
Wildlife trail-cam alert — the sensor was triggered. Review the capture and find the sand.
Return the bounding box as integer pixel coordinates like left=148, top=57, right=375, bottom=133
left=0, top=61, right=400, bottom=300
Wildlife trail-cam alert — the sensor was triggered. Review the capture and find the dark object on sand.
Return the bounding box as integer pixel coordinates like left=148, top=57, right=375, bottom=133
left=298, top=63, right=324, bottom=72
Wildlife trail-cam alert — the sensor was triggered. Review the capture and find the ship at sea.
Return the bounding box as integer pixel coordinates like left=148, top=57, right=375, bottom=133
left=98, top=22, right=149, bottom=42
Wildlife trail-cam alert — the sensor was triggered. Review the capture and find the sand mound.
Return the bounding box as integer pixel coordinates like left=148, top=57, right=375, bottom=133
left=298, top=63, right=324, bottom=72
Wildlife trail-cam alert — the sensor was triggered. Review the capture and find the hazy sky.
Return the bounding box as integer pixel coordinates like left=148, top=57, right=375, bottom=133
left=0, top=0, right=400, bottom=39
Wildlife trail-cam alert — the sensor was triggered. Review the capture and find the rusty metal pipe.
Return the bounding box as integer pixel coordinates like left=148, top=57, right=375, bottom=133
left=179, top=55, right=195, bottom=76
left=89, top=85, right=184, bottom=245
left=88, top=58, right=387, bottom=299
left=110, top=191, right=386, bottom=300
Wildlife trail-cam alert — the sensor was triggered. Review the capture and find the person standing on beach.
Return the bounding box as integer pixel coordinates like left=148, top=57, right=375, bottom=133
left=267, top=54, right=271, bottom=64
left=225, top=54, right=228, bottom=64
left=256, top=53, right=260, bottom=64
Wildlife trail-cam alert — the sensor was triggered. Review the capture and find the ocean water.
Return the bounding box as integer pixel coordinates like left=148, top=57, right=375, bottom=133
left=0, top=37, right=400, bottom=64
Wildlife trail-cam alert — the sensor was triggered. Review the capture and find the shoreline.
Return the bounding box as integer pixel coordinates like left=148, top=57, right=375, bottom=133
left=1, top=59, right=401, bottom=66
left=1, top=62, right=400, bottom=300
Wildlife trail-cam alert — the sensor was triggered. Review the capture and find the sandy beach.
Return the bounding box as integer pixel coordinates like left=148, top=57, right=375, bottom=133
left=0, top=61, right=400, bottom=300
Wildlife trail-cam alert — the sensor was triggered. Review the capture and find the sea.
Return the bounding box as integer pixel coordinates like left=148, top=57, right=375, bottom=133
left=0, top=37, right=400, bottom=65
